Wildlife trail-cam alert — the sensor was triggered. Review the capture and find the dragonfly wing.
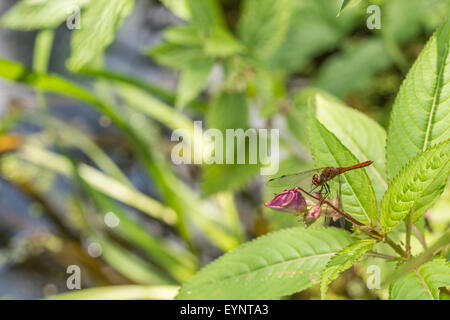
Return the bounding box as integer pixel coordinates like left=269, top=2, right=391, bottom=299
left=266, top=168, right=323, bottom=191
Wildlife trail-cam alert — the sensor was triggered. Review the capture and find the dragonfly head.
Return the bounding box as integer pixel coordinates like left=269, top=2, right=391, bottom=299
left=312, top=173, right=322, bottom=185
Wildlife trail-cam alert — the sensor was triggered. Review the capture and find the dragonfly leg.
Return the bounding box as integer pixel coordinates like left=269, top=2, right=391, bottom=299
left=325, top=183, right=332, bottom=198
left=317, top=183, right=330, bottom=200
left=309, top=184, right=320, bottom=194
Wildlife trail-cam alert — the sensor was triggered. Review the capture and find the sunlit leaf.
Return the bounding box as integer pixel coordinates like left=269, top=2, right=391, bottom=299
left=1, top=0, right=89, bottom=30
left=389, top=258, right=450, bottom=300
left=314, top=92, right=388, bottom=203
left=160, top=0, right=190, bottom=20
left=336, top=0, right=361, bottom=17
left=320, top=239, right=376, bottom=300
left=386, top=21, right=450, bottom=181
left=67, top=0, right=134, bottom=71
left=176, top=227, right=354, bottom=299
left=308, top=106, right=378, bottom=226
left=380, top=141, right=450, bottom=233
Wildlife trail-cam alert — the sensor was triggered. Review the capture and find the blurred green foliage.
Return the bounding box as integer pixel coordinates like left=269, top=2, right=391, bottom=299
left=0, top=0, right=449, bottom=300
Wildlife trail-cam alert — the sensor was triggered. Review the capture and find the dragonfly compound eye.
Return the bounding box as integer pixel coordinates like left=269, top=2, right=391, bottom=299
left=312, top=174, right=321, bottom=185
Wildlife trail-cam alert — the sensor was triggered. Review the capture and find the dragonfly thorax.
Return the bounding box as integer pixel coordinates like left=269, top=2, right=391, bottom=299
left=312, top=167, right=340, bottom=186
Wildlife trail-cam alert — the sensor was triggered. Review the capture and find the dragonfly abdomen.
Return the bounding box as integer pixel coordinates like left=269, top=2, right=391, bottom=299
left=337, top=160, right=373, bottom=173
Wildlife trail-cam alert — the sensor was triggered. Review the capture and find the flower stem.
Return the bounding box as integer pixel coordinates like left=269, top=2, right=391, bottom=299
left=297, top=187, right=408, bottom=258
left=413, top=224, right=427, bottom=249
left=384, top=235, right=408, bottom=259
left=365, top=252, right=397, bottom=260
left=405, top=209, right=413, bottom=258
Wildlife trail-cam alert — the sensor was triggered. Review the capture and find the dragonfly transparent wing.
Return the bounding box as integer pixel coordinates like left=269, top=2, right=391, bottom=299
left=266, top=168, right=324, bottom=191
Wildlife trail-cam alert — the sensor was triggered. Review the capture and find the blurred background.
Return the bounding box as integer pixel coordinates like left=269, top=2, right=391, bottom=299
left=0, top=0, right=449, bottom=299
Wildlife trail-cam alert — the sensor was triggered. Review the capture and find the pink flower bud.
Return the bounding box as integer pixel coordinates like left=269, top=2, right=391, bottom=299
left=264, top=187, right=307, bottom=216
left=303, top=201, right=321, bottom=225
left=304, top=198, right=341, bottom=226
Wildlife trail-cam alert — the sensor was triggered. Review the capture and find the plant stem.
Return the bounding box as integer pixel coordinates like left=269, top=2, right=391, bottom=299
left=385, top=235, right=408, bottom=259
left=387, top=230, right=450, bottom=285
left=297, top=187, right=382, bottom=240
left=405, top=209, right=413, bottom=258
left=365, top=252, right=397, bottom=260
left=297, top=187, right=409, bottom=258
left=413, top=224, right=427, bottom=249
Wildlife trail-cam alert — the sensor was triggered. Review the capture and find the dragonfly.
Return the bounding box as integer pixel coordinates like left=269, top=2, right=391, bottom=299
left=266, top=161, right=374, bottom=224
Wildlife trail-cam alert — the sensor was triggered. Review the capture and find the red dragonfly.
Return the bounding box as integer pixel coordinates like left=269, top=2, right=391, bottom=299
left=266, top=161, right=374, bottom=222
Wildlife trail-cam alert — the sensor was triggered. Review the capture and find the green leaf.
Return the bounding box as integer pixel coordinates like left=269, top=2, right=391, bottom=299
left=67, top=0, right=134, bottom=71
left=148, top=43, right=205, bottom=70
left=389, top=258, right=450, bottom=300
left=201, top=91, right=260, bottom=195
left=47, top=285, right=179, bottom=300
left=320, top=239, right=376, bottom=300
left=336, top=0, right=361, bottom=17
left=33, top=29, right=55, bottom=74
left=163, top=25, right=203, bottom=46
left=185, top=0, right=225, bottom=31
left=163, top=24, right=243, bottom=58
left=269, top=0, right=360, bottom=73
left=314, top=92, right=388, bottom=203
left=315, top=38, right=392, bottom=98
left=176, top=56, right=213, bottom=109
left=204, top=28, right=245, bottom=57
left=380, top=141, right=450, bottom=234
left=1, top=0, right=89, bottom=30
left=176, top=227, right=354, bottom=299
left=386, top=21, right=450, bottom=181
left=308, top=105, right=378, bottom=226
left=160, top=0, right=190, bottom=20
left=206, top=90, right=249, bottom=131
left=238, top=0, right=292, bottom=61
